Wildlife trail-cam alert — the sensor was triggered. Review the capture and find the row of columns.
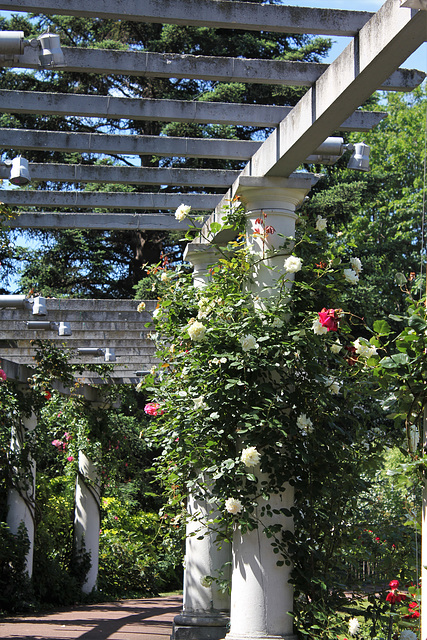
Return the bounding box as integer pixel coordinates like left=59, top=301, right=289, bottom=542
left=173, top=179, right=316, bottom=640
left=7, top=414, right=100, bottom=594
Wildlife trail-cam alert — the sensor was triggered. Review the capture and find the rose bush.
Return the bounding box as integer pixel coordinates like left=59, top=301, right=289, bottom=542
left=136, top=203, right=398, bottom=639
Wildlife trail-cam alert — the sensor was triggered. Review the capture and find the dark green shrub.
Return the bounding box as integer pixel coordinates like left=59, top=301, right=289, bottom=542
left=0, top=521, right=34, bottom=615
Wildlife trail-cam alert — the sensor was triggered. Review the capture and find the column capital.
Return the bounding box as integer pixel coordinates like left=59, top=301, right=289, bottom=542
left=237, top=174, right=318, bottom=213
left=184, top=243, right=222, bottom=288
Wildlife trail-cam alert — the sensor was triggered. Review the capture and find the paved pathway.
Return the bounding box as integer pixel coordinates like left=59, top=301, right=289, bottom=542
left=0, top=595, right=182, bottom=640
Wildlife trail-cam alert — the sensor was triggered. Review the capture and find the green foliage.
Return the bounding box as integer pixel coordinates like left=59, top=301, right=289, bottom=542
left=98, top=498, right=183, bottom=598
left=0, top=522, right=33, bottom=615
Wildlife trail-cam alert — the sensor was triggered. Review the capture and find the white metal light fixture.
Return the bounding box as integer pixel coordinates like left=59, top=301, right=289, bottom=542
left=0, top=156, right=31, bottom=185
left=26, top=320, right=72, bottom=336
left=9, top=156, right=31, bottom=185
left=31, top=296, right=47, bottom=315
left=37, top=32, right=64, bottom=67
left=347, top=142, right=370, bottom=171
left=305, top=137, right=370, bottom=172
left=77, top=347, right=115, bottom=362
left=400, top=0, right=427, bottom=9
left=0, top=29, right=64, bottom=68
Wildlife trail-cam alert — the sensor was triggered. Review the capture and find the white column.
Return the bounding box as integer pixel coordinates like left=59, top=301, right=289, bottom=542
left=228, top=483, right=294, bottom=640
left=74, top=451, right=101, bottom=593
left=173, top=243, right=231, bottom=640
left=7, top=412, right=37, bottom=576
left=225, top=179, right=315, bottom=640
left=239, top=181, right=312, bottom=298
left=184, top=242, right=222, bottom=288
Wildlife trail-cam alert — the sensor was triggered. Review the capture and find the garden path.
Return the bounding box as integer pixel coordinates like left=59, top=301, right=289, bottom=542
left=0, top=595, right=182, bottom=640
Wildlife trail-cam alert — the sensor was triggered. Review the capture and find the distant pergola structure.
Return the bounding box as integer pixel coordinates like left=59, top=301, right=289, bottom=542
left=0, top=0, right=426, bottom=639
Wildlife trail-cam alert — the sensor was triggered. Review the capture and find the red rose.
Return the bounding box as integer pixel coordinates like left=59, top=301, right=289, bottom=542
left=389, top=579, right=399, bottom=590
left=318, top=308, right=339, bottom=332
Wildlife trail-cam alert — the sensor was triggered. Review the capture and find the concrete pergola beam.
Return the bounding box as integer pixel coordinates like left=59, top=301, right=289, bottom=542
left=7, top=213, right=200, bottom=230
left=249, top=0, right=427, bottom=178
left=1, top=190, right=221, bottom=211
left=0, top=90, right=388, bottom=131
left=0, top=162, right=240, bottom=188
left=0, top=128, right=259, bottom=160
left=201, top=0, right=427, bottom=241
left=0, top=0, right=374, bottom=36
left=1, top=47, right=423, bottom=92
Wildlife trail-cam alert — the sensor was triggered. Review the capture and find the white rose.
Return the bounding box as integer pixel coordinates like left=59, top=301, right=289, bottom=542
left=272, top=317, right=284, bottom=328
left=354, top=338, right=377, bottom=359
left=350, top=257, right=362, bottom=274
left=241, top=446, right=261, bottom=467
left=312, top=318, right=328, bottom=335
left=152, top=307, right=162, bottom=319
left=225, top=497, right=243, bottom=515
left=240, top=334, right=258, bottom=352
left=193, top=396, right=207, bottom=410
left=137, top=301, right=146, bottom=313
left=315, top=215, right=327, bottom=231
left=160, top=272, right=168, bottom=282
left=343, top=268, right=359, bottom=285
left=187, top=320, right=206, bottom=342
left=325, top=377, right=340, bottom=395
left=175, top=203, right=191, bottom=221
left=284, top=255, right=302, bottom=273
left=330, top=342, right=342, bottom=354
left=348, top=618, right=361, bottom=637
left=297, top=413, right=313, bottom=434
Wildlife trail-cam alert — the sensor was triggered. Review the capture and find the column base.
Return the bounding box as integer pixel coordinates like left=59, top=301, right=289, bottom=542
left=171, top=612, right=229, bottom=640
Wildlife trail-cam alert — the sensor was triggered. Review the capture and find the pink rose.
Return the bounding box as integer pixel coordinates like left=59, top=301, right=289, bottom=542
left=67, top=456, right=74, bottom=462
left=0, top=369, right=6, bottom=381
left=144, top=402, right=164, bottom=416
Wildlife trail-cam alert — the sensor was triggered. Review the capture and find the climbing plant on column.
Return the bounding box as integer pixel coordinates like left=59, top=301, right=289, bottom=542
left=136, top=205, right=396, bottom=638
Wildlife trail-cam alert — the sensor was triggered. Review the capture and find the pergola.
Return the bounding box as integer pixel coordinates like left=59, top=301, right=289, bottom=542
left=0, top=0, right=426, bottom=638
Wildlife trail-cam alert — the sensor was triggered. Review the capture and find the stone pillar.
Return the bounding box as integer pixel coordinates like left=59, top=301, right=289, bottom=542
left=184, top=242, right=222, bottom=288
left=74, top=451, right=101, bottom=593
left=225, top=177, right=316, bottom=640
left=239, top=178, right=314, bottom=298
left=173, top=243, right=231, bottom=640
left=7, top=412, right=37, bottom=576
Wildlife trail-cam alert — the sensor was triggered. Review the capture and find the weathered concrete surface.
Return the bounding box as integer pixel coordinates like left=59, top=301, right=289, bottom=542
left=0, top=0, right=373, bottom=36
left=1, top=47, right=423, bottom=92
left=6, top=213, right=202, bottom=231
left=0, top=90, right=388, bottom=130
left=0, top=190, right=222, bottom=211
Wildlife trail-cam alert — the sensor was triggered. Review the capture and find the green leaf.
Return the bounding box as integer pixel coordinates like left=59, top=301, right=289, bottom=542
left=373, top=320, right=391, bottom=336
left=209, top=222, right=222, bottom=234
left=408, top=314, right=427, bottom=333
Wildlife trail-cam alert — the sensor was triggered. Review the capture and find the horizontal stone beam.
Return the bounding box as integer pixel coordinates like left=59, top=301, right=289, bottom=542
left=0, top=299, right=151, bottom=313
left=0, top=128, right=259, bottom=159
left=0, top=90, right=388, bottom=131
left=1, top=47, right=423, bottom=92
left=0, top=0, right=374, bottom=36
left=0, top=162, right=240, bottom=188
left=6, top=212, right=203, bottom=230
left=1, top=190, right=221, bottom=211
left=0, top=351, right=154, bottom=364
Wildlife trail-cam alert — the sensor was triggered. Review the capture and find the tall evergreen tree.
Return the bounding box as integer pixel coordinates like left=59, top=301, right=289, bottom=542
left=0, top=6, right=331, bottom=297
